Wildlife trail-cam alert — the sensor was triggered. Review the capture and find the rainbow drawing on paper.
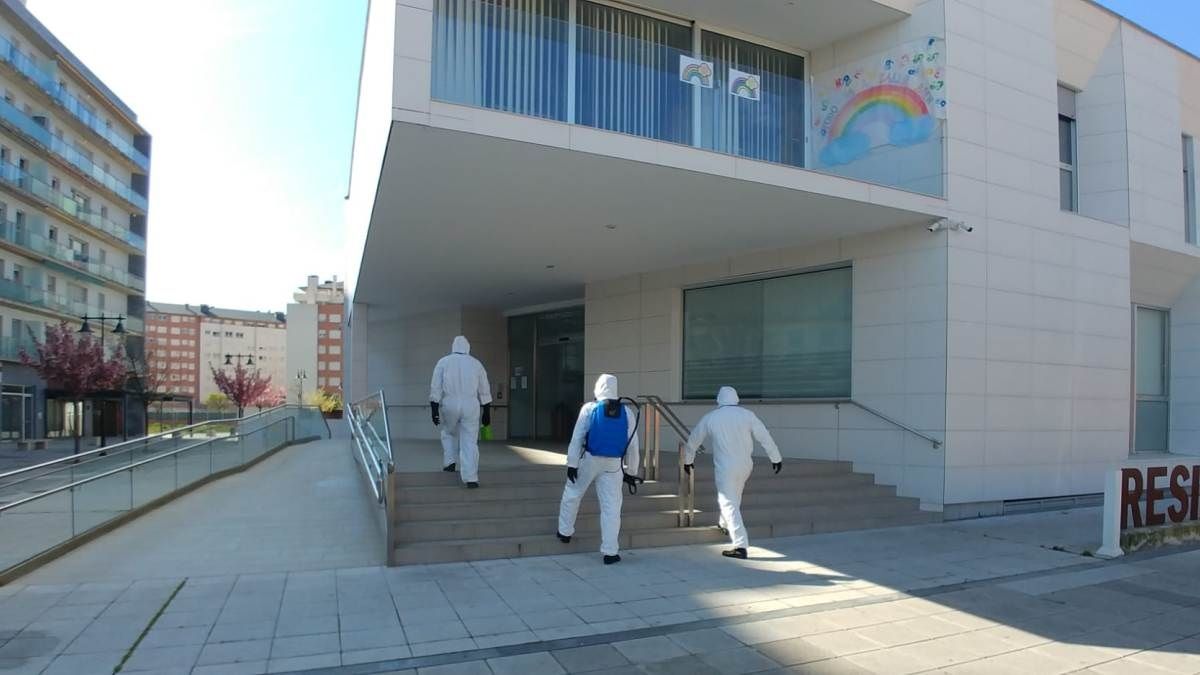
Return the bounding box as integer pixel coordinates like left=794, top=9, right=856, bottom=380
left=679, top=56, right=713, bottom=88
left=728, top=69, right=760, bottom=101
left=814, top=37, right=946, bottom=168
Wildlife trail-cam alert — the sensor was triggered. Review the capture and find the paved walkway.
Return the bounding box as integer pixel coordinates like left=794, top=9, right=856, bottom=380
left=14, top=438, right=384, bottom=585
left=6, top=504, right=1190, bottom=674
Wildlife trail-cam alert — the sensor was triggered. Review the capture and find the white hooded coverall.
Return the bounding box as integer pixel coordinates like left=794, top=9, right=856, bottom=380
left=430, top=336, right=492, bottom=483
left=558, top=374, right=641, bottom=556
left=685, top=387, right=781, bottom=550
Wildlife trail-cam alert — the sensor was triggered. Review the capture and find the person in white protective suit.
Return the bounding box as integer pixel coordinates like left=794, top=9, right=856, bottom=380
left=684, top=386, right=782, bottom=559
left=556, top=374, right=642, bottom=564
left=429, top=336, right=492, bottom=488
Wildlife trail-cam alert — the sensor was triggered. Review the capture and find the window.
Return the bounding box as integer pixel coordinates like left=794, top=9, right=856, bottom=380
left=575, top=1, right=693, bottom=145
left=48, top=226, right=56, bottom=241
left=318, top=345, right=326, bottom=355
left=46, top=275, right=56, bottom=293
left=318, top=314, right=327, bottom=322
left=1135, top=306, right=1169, bottom=452
left=432, top=0, right=569, bottom=121
left=330, top=345, right=341, bottom=355
left=1185, top=135, right=1196, bottom=244
left=50, top=177, right=59, bottom=190
left=318, top=329, right=327, bottom=339
left=318, top=377, right=327, bottom=387
left=330, top=361, right=341, bottom=371
left=702, top=31, right=805, bottom=167
left=318, top=361, right=327, bottom=371
left=329, top=377, right=341, bottom=387
left=1058, top=85, right=1077, bottom=212
left=330, top=329, right=342, bottom=339
left=97, top=292, right=105, bottom=311
left=330, top=314, right=341, bottom=323
left=683, top=267, right=852, bottom=399
left=170, top=327, right=180, bottom=335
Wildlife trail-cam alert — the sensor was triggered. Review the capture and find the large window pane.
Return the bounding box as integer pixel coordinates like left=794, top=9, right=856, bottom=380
left=1135, top=307, right=1166, bottom=397
left=432, top=0, right=569, bottom=121
left=1059, top=168, right=1074, bottom=212
left=576, top=2, right=692, bottom=144
left=683, top=281, right=763, bottom=399
left=762, top=268, right=852, bottom=397
left=683, top=268, right=851, bottom=400
left=701, top=32, right=805, bottom=168
left=1058, top=116, right=1074, bottom=165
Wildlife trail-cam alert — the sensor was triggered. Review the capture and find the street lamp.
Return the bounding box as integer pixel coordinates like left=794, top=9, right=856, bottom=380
left=295, top=369, right=308, bottom=404
left=223, top=353, right=255, bottom=367
left=78, top=314, right=126, bottom=449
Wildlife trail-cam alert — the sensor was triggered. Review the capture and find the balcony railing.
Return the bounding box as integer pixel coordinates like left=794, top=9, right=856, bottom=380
left=431, top=0, right=946, bottom=197
left=0, top=160, right=146, bottom=251
left=0, top=334, right=37, bottom=361
left=0, top=98, right=147, bottom=210
left=0, top=36, right=150, bottom=172
left=0, top=218, right=146, bottom=291
left=0, top=276, right=140, bottom=331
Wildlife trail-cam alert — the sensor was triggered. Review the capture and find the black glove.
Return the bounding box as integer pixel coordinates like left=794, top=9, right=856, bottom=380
left=566, top=466, right=578, bottom=483
left=684, top=464, right=694, bottom=475
left=430, top=402, right=440, bottom=426
left=481, top=403, right=491, bottom=427
left=623, top=473, right=643, bottom=495
left=772, top=461, right=782, bottom=474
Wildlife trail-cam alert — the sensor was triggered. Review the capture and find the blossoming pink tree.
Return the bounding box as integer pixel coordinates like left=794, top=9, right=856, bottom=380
left=21, top=322, right=127, bottom=453
left=210, top=362, right=272, bottom=417
left=252, top=385, right=287, bottom=412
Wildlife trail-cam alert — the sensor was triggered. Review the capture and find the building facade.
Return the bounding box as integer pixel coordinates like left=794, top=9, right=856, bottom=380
left=0, top=0, right=150, bottom=440
left=144, top=302, right=201, bottom=401
left=146, top=302, right=286, bottom=406
left=285, top=275, right=345, bottom=403
left=346, top=0, right=1200, bottom=516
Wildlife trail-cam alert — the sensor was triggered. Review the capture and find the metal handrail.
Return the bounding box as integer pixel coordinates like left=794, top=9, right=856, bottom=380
left=0, top=404, right=294, bottom=484
left=346, top=406, right=384, bottom=503
left=347, top=390, right=394, bottom=506
left=0, top=418, right=293, bottom=514
left=644, top=397, right=942, bottom=449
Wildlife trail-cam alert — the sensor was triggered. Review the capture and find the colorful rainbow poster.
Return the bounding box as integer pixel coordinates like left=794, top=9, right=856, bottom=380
left=728, top=68, right=761, bottom=101
left=679, top=56, right=713, bottom=88
left=813, top=37, right=947, bottom=168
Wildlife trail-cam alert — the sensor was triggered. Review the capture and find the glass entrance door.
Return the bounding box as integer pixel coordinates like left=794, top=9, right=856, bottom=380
left=1134, top=306, right=1169, bottom=453
left=507, top=307, right=585, bottom=441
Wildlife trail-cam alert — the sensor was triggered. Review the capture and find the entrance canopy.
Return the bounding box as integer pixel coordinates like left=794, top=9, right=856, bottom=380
left=356, top=122, right=945, bottom=317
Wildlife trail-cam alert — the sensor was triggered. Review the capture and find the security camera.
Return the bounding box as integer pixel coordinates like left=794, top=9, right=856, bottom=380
left=927, top=223, right=940, bottom=233
left=962, top=224, right=974, bottom=233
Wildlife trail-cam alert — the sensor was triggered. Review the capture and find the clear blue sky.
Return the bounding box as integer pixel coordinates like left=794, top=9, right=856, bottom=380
left=26, top=0, right=367, bottom=313
left=1095, top=1, right=1200, bottom=58
left=18, top=1, right=1197, bottom=313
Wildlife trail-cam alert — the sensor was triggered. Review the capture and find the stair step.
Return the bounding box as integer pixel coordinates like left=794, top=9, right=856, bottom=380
left=393, top=496, right=918, bottom=542
left=391, top=512, right=941, bottom=565
left=392, top=459, right=852, bottom=487
left=393, top=484, right=901, bottom=522
left=396, top=473, right=875, bottom=504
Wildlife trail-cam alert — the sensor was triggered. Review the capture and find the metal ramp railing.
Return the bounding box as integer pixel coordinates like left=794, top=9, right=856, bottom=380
left=346, top=391, right=397, bottom=564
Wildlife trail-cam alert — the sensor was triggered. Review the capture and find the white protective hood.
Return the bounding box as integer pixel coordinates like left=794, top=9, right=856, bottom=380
left=593, top=374, right=618, bottom=401
left=451, top=335, right=471, bottom=355
left=717, top=386, right=740, bottom=406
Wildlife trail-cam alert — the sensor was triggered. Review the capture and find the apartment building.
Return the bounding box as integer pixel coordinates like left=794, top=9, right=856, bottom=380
left=285, top=275, right=345, bottom=403
left=146, top=303, right=286, bottom=406
left=144, top=302, right=201, bottom=401
left=346, top=0, right=1200, bottom=517
left=0, top=0, right=150, bottom=440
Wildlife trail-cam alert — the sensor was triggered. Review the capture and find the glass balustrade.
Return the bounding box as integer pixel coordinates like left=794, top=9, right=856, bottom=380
left=0, top=159, right=146, bottom=251
left=0, top=217, right=145, bottom=290
left=0, top=35, right=150, bottom=171
left=0, top=276, right=136, bottom=329
left=431, top=0, right=945, bottom=196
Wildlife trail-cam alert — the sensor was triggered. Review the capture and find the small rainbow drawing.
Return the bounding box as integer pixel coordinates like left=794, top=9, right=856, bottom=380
left=729, top=74, right=760, bottom=100
left=820, top=83, right=935, bottom=166
left=680, top=61, right=712, bottom=88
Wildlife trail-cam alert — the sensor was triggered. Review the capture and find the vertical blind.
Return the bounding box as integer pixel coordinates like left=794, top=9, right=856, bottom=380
left=575, top=1, right=692, bottom=144
left=701, top=32, right=806, bottom=168
left=432, top=0, right=569, bottom=121
left=683, top=268, right=852, bottom=399
left=430, top=1, right=807, bottom=168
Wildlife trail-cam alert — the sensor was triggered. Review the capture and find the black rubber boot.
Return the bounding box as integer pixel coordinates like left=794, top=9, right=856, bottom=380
left=443, top=463, right=456, bottom=472
left=556, top=532, right=571, bottom=544
left=466, top=481, right=479, bottom=489
left=721, top=548, right=748, bottom=560
left=603, top=554, right=621, bottom=565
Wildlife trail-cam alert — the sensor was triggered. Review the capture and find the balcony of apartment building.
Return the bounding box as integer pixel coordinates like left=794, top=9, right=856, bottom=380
left=0, top=155, right=146, bottom=252
left=0, top=215, right=144, bottom=292
left=353, top=0, right=947, bottom=315
left=0, top=95, right=148, bottom=212
left=0, top=34, right=150, bottom=173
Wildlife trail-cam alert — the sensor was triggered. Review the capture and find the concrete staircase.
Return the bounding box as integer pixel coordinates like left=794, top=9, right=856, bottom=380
left=390, top=453, right=940, bottom=564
